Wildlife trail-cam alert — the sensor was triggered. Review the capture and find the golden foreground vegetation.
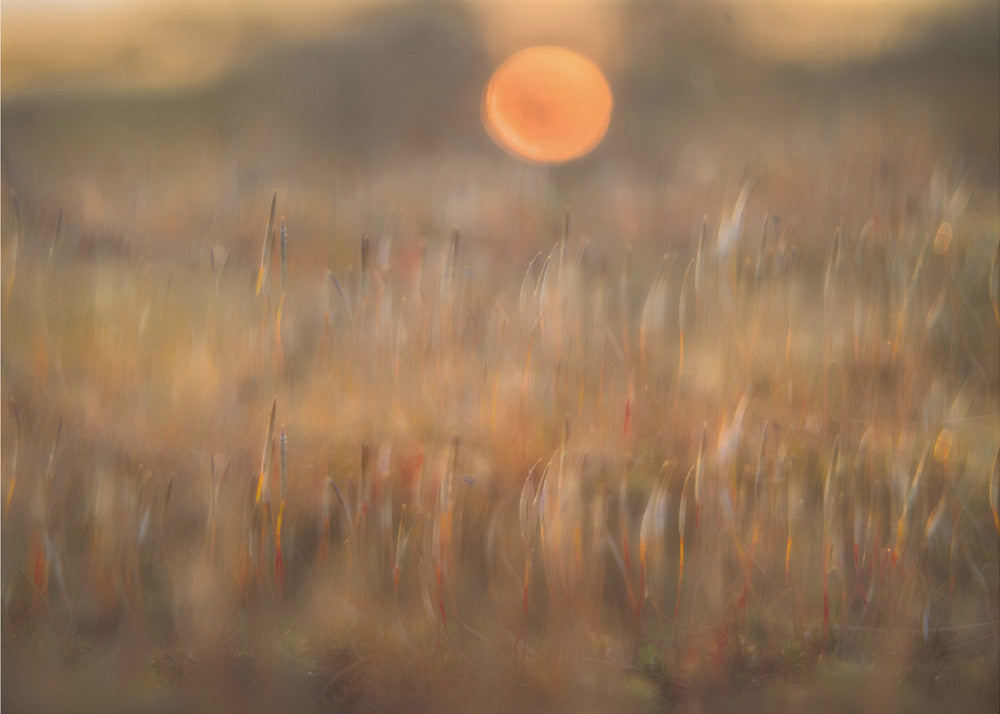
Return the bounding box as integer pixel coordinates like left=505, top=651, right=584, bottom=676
left=3, top=142, right=998, bottom=711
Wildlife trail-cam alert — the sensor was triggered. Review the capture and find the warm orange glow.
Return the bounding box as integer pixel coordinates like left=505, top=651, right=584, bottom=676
left=482, top=46, right=612, bottom=164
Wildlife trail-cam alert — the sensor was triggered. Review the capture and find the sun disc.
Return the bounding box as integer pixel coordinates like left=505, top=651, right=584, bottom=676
left=483, top=46, right=613, bottom=164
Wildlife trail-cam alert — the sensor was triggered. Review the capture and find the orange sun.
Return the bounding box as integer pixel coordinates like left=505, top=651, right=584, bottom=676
left=482, top=46, right=613, bottom=164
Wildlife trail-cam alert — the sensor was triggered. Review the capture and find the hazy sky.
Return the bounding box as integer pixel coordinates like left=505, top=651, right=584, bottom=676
left=1, top=0, right=991, bottom=96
